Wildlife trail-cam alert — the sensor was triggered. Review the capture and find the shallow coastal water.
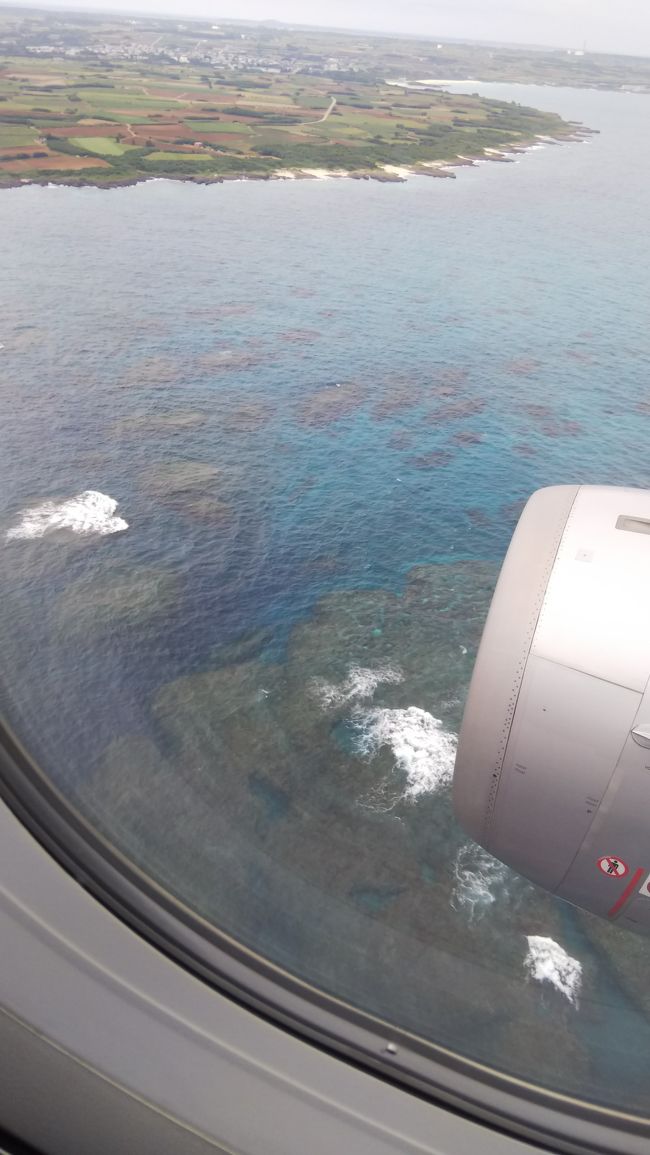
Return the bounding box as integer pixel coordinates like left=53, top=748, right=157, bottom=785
left=1, top=84, right=650, bottom=1110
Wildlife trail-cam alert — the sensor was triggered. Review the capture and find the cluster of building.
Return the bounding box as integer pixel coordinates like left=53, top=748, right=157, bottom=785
left=0, top=19, right=364, bottom=74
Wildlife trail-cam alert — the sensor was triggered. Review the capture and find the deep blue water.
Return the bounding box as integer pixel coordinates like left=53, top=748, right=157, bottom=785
left=2, top=84, right=650, bottom=1112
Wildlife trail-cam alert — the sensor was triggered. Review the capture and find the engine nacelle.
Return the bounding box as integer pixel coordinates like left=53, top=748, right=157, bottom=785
left=453, top=484, right=650, bottom=932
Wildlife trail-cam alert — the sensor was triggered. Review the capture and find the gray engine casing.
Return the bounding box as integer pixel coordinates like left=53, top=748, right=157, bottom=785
left=453, top=484, right=650, bottom=932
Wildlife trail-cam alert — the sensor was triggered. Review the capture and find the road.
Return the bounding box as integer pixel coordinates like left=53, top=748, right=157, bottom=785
left=294, top=96, right=337, bottom=130
left=314, top=96, right=337, bottom=124
left=264, top=95, right=338, bottom=132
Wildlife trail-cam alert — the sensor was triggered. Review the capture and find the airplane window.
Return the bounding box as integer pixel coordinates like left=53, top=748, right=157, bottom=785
left=1, top=6, right=650, bottom=1148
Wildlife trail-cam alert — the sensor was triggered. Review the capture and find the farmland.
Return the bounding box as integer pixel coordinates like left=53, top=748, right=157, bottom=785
left=0, top=8, right=595, bottom=188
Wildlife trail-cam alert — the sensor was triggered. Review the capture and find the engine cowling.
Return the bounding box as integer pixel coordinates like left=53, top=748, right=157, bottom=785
left=453, top=484, right=650, bottom=933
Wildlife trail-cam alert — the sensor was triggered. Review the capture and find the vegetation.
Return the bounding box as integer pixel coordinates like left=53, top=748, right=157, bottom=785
left=0, top=8, right=593, bottom=188
left=68, top=135, right=134, bottom=155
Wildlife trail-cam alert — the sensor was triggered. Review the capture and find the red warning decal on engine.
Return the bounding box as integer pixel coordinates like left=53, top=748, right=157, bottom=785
left=597, top=855, right=629, bottom=878
left=638, top=874, right=650, bottom=897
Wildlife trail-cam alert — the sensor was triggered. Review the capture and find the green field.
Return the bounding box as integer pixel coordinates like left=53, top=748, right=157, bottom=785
left=185, top=120, right=252, bottom=133
left=97, top=113, right=159, bottom=125
left=0, top=125, right=39, bottom=148
left=144, top=150, right=212, bottom=163
left=68, top=136, right=133, bottom=155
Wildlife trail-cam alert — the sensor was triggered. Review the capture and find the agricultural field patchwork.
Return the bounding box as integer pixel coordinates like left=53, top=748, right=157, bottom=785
left=0, top=8, right=600, bottom=187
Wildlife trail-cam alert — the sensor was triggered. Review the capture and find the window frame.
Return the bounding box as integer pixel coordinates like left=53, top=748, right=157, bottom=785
left=1, top=715, right=648, bottom=1155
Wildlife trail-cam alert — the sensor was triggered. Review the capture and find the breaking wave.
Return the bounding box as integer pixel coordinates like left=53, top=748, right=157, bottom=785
left=451, top=843, right=510, bottom=921
left=6, top=490, right=129, bottom=540
left=524, top=935, right=582, bottom=1005
left=352, top=705, right=457, bottom=800
left=310, top=663, right=404, bottom=709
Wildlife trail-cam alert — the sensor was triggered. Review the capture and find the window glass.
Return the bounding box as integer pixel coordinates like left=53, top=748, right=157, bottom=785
left=2, top=10, right=650, bottom=1124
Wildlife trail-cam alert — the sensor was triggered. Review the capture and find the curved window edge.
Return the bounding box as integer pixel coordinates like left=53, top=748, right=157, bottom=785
left=0, top=1126, right=46, bottom=1155
left=1, top=716, right=648, bottom=1155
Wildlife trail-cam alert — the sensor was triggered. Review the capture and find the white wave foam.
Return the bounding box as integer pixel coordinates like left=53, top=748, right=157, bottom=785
left=300, top=168, right=349, bottom=180
left=6, top=490, right=129, bottom=540
left=524, top=936, right=582, bottom=1005
left=381, top=164, right=412, bottom=179
left=352, top=705, right=456, bottom=800
left=451, top=843, right=510, bottom=920
left=310, top=663, right=404, bottom=709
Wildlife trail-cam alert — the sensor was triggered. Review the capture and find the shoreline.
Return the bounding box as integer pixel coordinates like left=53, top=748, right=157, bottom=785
left=0, top=127, right=595, bottom=192
left=388, top=76, right=650, bottom=95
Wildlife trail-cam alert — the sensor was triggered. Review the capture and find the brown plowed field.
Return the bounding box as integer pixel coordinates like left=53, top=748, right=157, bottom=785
left=46, top=124, right=123, bottom=137
left=0, top=145, right=42, bottom=156
left=129, top=123, right=185, bottom=140
left=193, top=133, right=251, bottom=146
left=0, top=154, right=109, bottom=171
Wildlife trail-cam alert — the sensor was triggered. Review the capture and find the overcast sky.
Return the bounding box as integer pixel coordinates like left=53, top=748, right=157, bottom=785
left=17, top=0, right=650, bottom=56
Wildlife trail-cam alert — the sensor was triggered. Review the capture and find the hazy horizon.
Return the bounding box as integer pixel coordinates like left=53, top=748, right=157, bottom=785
left=4, top=0, right=650, bottom=57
